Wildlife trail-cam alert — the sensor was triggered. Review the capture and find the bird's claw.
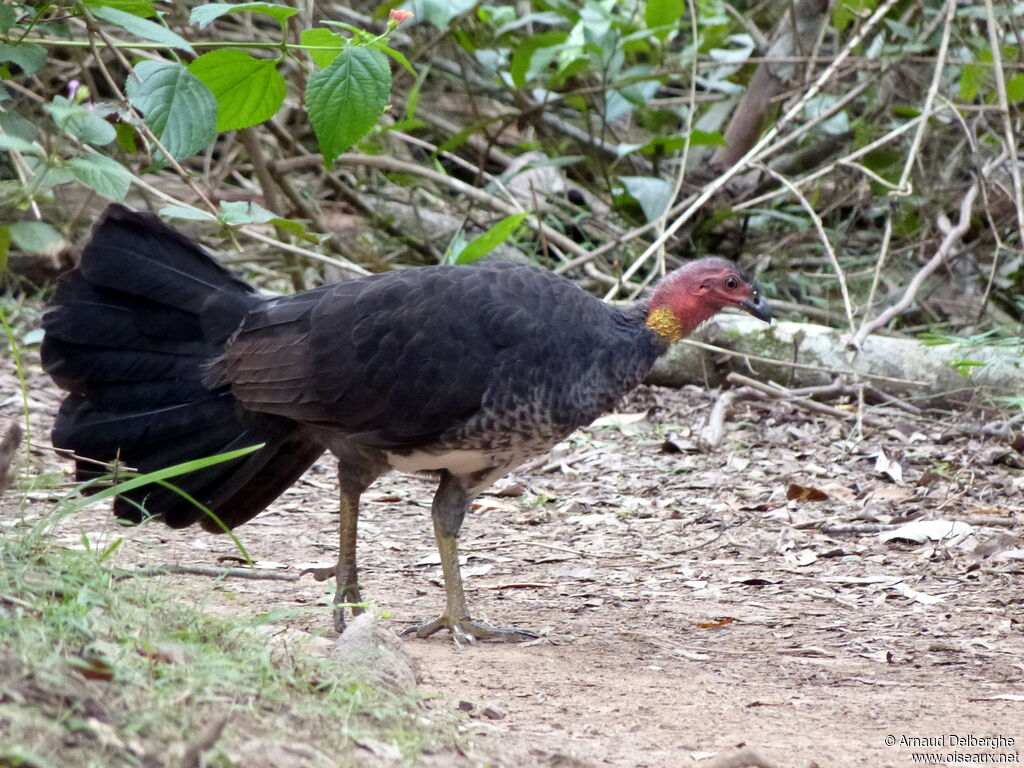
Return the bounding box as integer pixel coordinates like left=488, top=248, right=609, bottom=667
left=301, top=565, right=337, bottom=583
left=300, top=566, right=363, bottom=633
left=400, top=615, right=538, bottom=645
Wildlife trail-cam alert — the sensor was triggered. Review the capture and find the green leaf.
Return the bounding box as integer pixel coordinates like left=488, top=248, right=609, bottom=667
left=619, top=176, right=673, bottom=222
left=46, top=97, right=118, bottom=146
left=1006, top=73, right=1024, bottom=103
left=0, top=111, right=37, bottom=143
left=9, top=221, right=63, bottom=256
left=688, top=129, right=726, bottom=147
left=218, top=200, right=277, bottom=224
left=368, top=41, right=416, bottom=77
left=271, top=218, right=326, bottom=244
left=510, top=30, right=567, bottom=87
left=0, top=226, right=10, bottom=273
left=68, top=110, right=118, bottom=146
left=90, top=6, right=194, bottom=54
left=115, top=123, right=138, bottom=153
left=452, top=212, right=530, bottom=265
left=403, top=0, right=476, bottom=31
left=213, top=201, right=323, bottom=242
left=23, top=156, right=75, bottom=188
left=959, top=62, right=981, bottom=102
left=188, top=50, right=286, bottom=131
left=305, top=46, right=391, bottom=165
left=0, top=43, right=46, bottom=76
left=0, top=135, right=44, bottom=155
left=645, top=0, right=683, bottom=35
left=68, top=155, right=132, bottom=200
left=63, top=443, right=265, bottom=517
left=159, top=205, right=218, bottom=221
left=189, top=2, right=298, bottom=30
left=300, top=27, right=344, bottom=68
left=125, top=61, right=217, bottom=161
left=83, top=0, right=156, bottom=17
left=0, top=6, right=19, bottom=34
left=695, top=0, right=728, bottom=26
left=832, top=0, right=877, bottom=31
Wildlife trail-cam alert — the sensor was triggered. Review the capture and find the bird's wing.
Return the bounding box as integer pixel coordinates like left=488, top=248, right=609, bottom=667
left=224, top=265, right=572, bottom=448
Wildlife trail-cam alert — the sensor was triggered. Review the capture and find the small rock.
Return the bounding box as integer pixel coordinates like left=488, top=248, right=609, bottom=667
left=330, top=613, right=418, bottom=693
left=457, top=700, right=474, bottom=712
left=481, top=701, right=507, bottom=720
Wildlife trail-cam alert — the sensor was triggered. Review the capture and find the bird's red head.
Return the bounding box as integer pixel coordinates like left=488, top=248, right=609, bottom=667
left=646, top=257, right=772, bottom=343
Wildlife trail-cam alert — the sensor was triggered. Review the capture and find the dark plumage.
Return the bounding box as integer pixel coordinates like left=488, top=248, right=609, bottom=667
left=42, top=204, right=772, bottom=643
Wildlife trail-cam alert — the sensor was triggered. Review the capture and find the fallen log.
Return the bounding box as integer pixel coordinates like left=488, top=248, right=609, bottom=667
left=647, top=314, right=1024, bottom=408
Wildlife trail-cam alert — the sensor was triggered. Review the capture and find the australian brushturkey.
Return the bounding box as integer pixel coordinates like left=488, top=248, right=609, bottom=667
left=41, top=205, right=772, bottom=643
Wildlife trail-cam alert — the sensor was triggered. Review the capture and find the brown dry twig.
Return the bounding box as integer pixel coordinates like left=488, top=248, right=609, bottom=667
left=849, top=183, right=980, bottom=350
left=700, top=390, right=738, bottom=449
left=120, top=564, right=301, bottom=582
left=604, top=0, right=901, bottom=298
left=726, top=372, right=888, bottom=428
left=271, top=153, right=589, bottom=261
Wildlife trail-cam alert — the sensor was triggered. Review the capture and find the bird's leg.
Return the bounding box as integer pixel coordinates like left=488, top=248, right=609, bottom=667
left=302, top=470, right=370, bottom=633
left=402, top=471, right=537, bottom=644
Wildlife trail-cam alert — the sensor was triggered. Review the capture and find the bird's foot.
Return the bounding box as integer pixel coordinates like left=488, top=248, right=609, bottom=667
left=301, top=564, right=338, bottom=583
left=300, top=565, right=363, bottom=633
left=400, top=615, right=538, bottom=645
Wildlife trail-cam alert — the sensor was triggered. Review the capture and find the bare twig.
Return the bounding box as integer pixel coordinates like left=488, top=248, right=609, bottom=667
left=712, top=0, right=831, bottom=167
left=734, top=113, right=927, bottom=214
left=983, top=0, right=1024, bottom=242
left=894, top=0, right=956, bottom=195
left=849, top=183, right=980, bottom=349
left=814, top=523, right=900, bottom=534
left=700, top=390, right=737, bottom=449
left=648, top=0, right=703, bottom=279
left=127, top=175, right=372, bottom=277
left=79, top=8, right=218, bottom=216
left=604, top=0, right=900, bottom=298
left=726, top=372, right=888, bottom=427
left=863, top=205, right=895, bottom=323
left=121, top=564, right=301, bottom=581
left=271, top=153, right=588, bottom=260
left=755, top=163, right=854, bottom=331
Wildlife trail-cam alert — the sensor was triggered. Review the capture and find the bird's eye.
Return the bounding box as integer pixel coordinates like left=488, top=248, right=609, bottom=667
left=725, top=276, right=738, bottom=290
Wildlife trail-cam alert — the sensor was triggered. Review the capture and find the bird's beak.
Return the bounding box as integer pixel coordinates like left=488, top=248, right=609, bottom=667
left=738, top=291, right=773, bottom=323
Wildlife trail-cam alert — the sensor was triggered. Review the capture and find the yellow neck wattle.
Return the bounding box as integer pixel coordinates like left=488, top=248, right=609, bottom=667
left=645, top=307, right=683, bottom=344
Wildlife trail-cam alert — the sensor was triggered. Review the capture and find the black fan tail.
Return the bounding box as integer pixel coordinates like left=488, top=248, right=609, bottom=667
left=42, top=205, right=324, bottom=529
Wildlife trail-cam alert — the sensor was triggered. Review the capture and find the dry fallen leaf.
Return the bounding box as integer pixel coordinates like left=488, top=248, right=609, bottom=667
left=693, top=617, right=736, bottom=629
left=869, top=485, right=913, bottom=502
left=891, top=582, right=943, bottom=605
left=590, top=411, right=648, bottom=428
left=879, top=519, right=973, bottom=544
left=69, top=653, right=115, bottom=682
left=874, top=450, right=904, bottom=483
left=787, top=483, right=828, bottom=502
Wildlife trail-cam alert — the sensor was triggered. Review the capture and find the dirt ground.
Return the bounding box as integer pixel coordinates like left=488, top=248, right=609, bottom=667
left=5, top=353, right=1024, bottom=768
